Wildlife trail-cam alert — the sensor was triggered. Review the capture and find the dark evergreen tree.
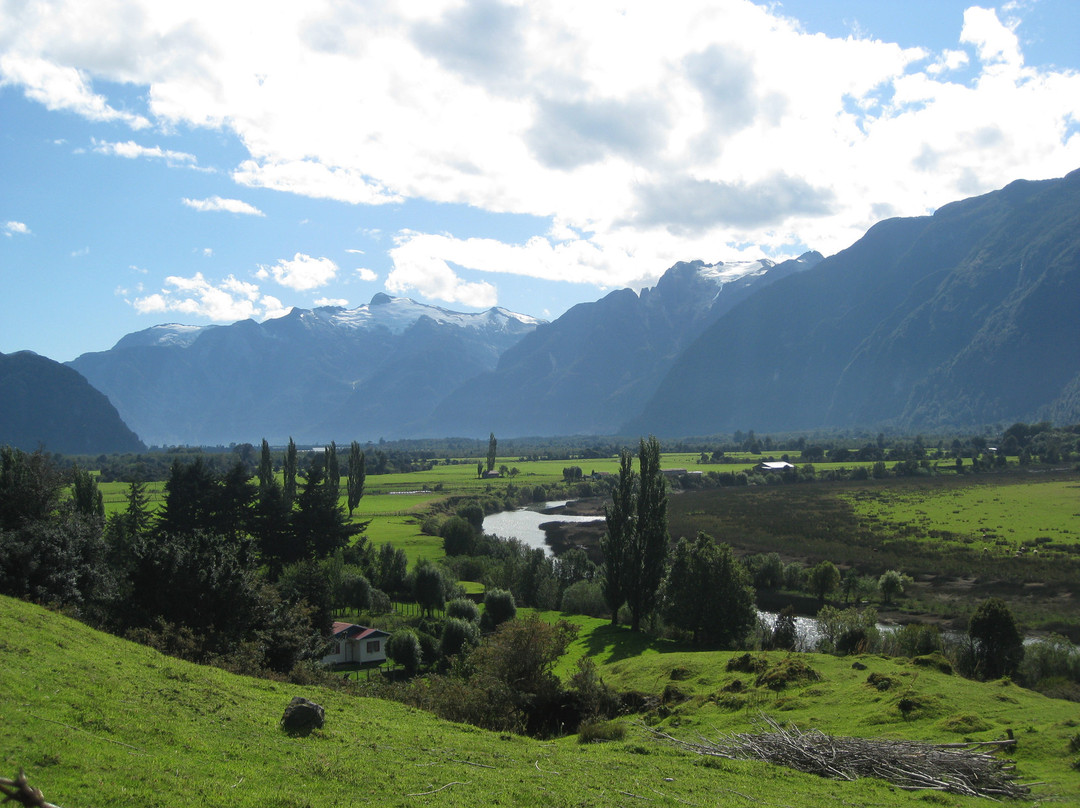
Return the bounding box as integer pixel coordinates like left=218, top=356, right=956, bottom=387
left=156, top=457, right=219, bottom=537
left=253, top=480, right=299, bottom=577
left=347, top=441, right=366, bottom=517
left=969, top=598, right=1024, bottom=680
left=292, top=463, right=355, bottom=559
left=122, top=480, right=153, bottom=538
left=0, top=446, right=64, bottom=531
left=487, top=432, right=497, bottom=473
left=216, top=461, right=257, bottom=547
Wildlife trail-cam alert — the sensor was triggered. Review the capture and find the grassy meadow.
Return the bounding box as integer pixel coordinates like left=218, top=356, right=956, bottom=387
left=5, top=594, right=1080, bottom=807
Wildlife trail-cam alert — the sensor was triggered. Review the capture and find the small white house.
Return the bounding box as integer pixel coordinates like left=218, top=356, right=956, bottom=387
left=321, top=622, right=390, bottom=667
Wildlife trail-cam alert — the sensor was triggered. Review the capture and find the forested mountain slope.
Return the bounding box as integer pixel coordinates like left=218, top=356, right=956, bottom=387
left=628, top=170, right=1080, bottom=436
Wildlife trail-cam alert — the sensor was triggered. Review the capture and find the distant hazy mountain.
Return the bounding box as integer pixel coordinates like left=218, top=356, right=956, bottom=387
left=425, top=254, right=821, bottom=437
left=627, top=169, right=1080, bottom=437
left=0, top=351, right=146, bottom=454
left=68, top=295, right=541, bottom=446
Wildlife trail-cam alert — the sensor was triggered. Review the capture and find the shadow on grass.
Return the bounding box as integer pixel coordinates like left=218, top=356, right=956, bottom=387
left=584, top=622, right=690, bottom=664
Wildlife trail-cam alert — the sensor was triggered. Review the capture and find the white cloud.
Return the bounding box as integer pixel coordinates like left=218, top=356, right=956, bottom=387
left=93, top=139, right=197, bottom=164
left=314, top=297, right=348, bottom=307
left=70, top=246, right=89, bottom=257
left=3, top=221, right=30, bottom=237
left=181, top=196, right=265, bottom=216
left=233, top=159, right=401, bottom=206
left=131, top=272, right=287, bottom=321
left=355, top=267, right=377, bottom=282
left=0, top=55, right=150, bottom=129
left=255, top=252, right=338, bottom=291
left=3, top=0, right=1080, bottom=304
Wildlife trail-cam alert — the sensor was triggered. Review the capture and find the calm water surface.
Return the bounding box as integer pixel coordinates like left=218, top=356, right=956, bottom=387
left=482, top=502, right=604, bottom=556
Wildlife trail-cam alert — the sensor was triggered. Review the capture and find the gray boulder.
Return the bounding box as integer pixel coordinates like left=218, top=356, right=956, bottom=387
left=280, top=696, right=325, bottom=736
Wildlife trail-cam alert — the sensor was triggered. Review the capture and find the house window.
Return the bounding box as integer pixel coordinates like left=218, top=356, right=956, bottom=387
left=366, top=640, right=380, bottom=654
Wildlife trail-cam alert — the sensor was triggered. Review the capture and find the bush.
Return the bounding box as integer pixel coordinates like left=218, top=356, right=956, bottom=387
left=369, top=588, right=392, bottom=615
left=481, top=587, right=517, bottom=630
left=578, top=719, right=626, bottom=744
left=446, top=597, right=480, bottom=623
left=560, top=580, right=608, bottom=618
left=439, top=516, right=476, bottom=556
left=816, top=606, right=881, bottom=655
left=1019, top=634, right=1080, bottom=690
left=387, top=629, right=423, bottom=675
left=768, top=606, right=799, bottom=651
left=439, top=617, right=480, bottom=661
left=882, top=623, right=942, bottom=658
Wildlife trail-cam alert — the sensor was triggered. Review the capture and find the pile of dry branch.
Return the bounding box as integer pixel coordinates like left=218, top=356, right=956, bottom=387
left=649, top=716, right=1032, bottom=800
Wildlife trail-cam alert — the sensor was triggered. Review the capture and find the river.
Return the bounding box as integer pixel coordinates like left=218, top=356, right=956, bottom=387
left=482, top=501, right=605, bottom=556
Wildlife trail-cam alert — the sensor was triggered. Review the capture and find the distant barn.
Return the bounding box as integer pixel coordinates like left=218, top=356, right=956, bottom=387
left=757, top=461, right=795, bottom=473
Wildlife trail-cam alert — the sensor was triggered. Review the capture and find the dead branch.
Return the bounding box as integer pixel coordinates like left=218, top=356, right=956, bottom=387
left=407, top=781, right=469, bottom=797
left=0, top=770, right=60, bottom=808
left=646, top=715, right=1032, bottom=800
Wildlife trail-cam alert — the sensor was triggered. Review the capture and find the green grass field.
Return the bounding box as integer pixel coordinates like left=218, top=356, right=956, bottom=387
left=4, top=595, right=1079, bottom=807
left=840, top=476, right=1080, bottom=550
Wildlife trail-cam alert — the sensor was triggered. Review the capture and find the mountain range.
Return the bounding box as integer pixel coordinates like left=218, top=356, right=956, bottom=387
left=5, top=169, right=1076, bottom=451
left=627, top=169, right=1080, bottom=436
left=0, top=350, right=145, bottom=454
left=67, top=295, right=541, bottom=446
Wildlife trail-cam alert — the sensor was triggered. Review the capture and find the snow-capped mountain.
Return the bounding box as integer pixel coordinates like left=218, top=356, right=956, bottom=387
left=68, top=295, right=544, bottom=446
left=423, top=252, right=820, bottom=438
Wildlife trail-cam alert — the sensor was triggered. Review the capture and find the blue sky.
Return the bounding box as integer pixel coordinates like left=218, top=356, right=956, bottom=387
left=1, top=0, right=1078, bottom=362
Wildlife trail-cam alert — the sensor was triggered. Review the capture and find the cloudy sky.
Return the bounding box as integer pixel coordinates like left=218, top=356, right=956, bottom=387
left=2, top=0, right=1078, bottom=362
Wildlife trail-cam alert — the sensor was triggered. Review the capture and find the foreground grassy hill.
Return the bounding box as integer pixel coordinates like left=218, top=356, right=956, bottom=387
left=3, top=596, right=1079, bottom=807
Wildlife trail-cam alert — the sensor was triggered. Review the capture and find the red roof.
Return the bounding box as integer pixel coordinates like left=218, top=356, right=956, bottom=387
left=331, top=622, right=390, bottom=640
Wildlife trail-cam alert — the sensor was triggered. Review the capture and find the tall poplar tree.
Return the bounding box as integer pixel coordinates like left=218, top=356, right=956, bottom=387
left=601, top=437, right=670, bottom=632
left=283, top=437, right=298, bottom=507
left=600, top=449, right=635, bottom=626
left=487, top=432, right=498, bottom=473
left=347, top=441, right=366, bottom=517
left=326, top=441, right=340, bottom=498
left=625, top=436, right=668, bottom=631
left=258, top=438, right=274, bottom=494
